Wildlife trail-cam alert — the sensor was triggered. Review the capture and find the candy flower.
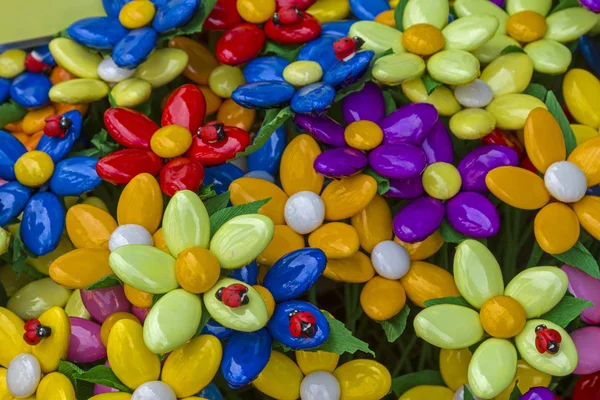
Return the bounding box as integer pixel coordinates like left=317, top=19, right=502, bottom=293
left=414, top=240, right=577, bottom=399
left=0, top=110, right=102, bottom=256
left=486, top=107, right=600, bottom=254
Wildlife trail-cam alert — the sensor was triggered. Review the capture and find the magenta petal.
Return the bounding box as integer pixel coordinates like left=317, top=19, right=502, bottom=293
left=132, top=306, right=150, bottom=323
left=81, top=286, right=130, bottom=323
left=572, top=327, right=600, bottom=374
left=562, top=265, right=600, bottom=324
left=67, top=317, right=106, bottom=363
left=341, top=82, right=385, bottom=124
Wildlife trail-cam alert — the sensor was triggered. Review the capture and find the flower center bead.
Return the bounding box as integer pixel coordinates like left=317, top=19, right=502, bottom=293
left=150, top=125, right=193, bottom=158
left=14, top=151, right=54, bottom=187
left=401, top=24, right=445, bottom=56
left=344, top=120, right=383, bottom=150
left=544, top=161, right=587, bottom=203
left=283, top=61, right=323, bottom=87
left=422, top=162, right=462, bottom=200
left=479, top=295, right=526, bottom=338
left=506, top=11, right=547, bottom=43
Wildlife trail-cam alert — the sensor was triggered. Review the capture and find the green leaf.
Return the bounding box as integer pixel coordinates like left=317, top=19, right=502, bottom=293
left=313, top=313, right=375, bottom=356
left=58, top=360, right=83, bottom=391
left=545, top=90, right=577, bottom=156
left=273, top=341, right=292, bottom=352
left=152, top=293, right=165, bottom=306
left=423, top=74, right=444, bottom=95
left=383, top=91, right=396, bottom=116
left=204, top=191, right=231, bottom=216
left=197, top=184, right=217, bottom=200
left=261, top=41, right=303, bottom=62
left=76, top=365, right=132, bottom=393
left=424, top=296, right=472, bottom=308
left=541, top=296, right=594, bottom=328
left=378, top=305, right=410, bottom=342
left=363, top=168, right=390, bottom=195
left=439, top=219, right=487, bottom=245
left=158, top=0, right=219, bottom=41
left=394, top=0, right=409, bottom=31
left=508, top=382, right=522, bottom=400
left=391, top=370, right=446, bottom=396
left=71, top=129, right=120, bottom=158
left=131, top=97, right=152, bottom=116
left=107, top=91, right=117, bottom=107
left=464, top=386, right=476, bottom=400
left=501, top=45, right=526, bottom=55
left=194, top=302, right=211, bottom=336
left=523, top=83, right=548, bottom=102
left=0, top=281, right=7, bottom=308
left=11, top=228, right=44, bottom=281
left=551, top=0, right=581, bottom=13
left=209, top=198, right=272, bottom=235
left=0, top=101, right=27, bottom=129
left=554, top=241, right=600, bottom=279
left=233, top=107, right=293, bottom=159
left=527, top=241, right=544, bottom=267
left=85, top=274, right=121, bottom=290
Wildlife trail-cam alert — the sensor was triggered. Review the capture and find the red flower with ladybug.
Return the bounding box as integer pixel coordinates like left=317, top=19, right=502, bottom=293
left=96, top=84, right=250, bottom=196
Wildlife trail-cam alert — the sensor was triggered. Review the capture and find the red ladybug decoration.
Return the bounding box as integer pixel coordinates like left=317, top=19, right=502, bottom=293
left=273, top=6, right=303, bottom=25
left=215, top=284, right=250, bottom=308
left=25, top=51, right=51, bottom=73
left=187, top=124, right=250, bottom=166
left=535, top=324, right=562, bottom=355
left=199, top=121, right=226, bottom=143
left=23, top=318, right=52, bottom=345
left=334, top=36, right=365, bottom=61
left=43, top=115, right=72, bottom=138
left=288, top=310, right=316, bottom=338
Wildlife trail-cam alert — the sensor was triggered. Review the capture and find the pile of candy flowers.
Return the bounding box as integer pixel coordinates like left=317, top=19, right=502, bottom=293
left=2, top=0, right=600, bottom=398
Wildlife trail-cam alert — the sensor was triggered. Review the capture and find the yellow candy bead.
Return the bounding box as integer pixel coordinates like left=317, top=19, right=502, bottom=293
left=134, top=48, right=188, bottom=88
left=0, top=49, right=26, bottom=78
left=399, top=385, right=455, bottom=400
left=350, top=194, right=392, bottom=253
left=216, top=99, right=256, bottom=132
left=394, top=231, right=444, bottom=261
left=573, top=195, right=600, bottom=241
left=449, top=108, right=496, bottom=140
left=321, top=174, right=378, bottom=221
left=257, top=225, right=304, bottom=266
left=374, top=9, right=396, bottom=27
left=571, top=124, right=599, bottom=145
left=32, top=307, right=70, bottom=373
left=402, top=23, right=445, bottom=56
left=253, top=351, right=303, bottom=400
left=152, top=228, right=169, bottom=253
left=229, top=177, right=288, bottom=225
left=534, top=202, right=580, bottom=255
left=563, top=68, right=600, bottom=129
left=175, top=246, right=221, bottom=294
left=480, top=53, right=534, bottom=97
left=360, top=276, right=406, bottom=321
left=344, top=120, right=383, bottom=150
left=65, top=289, right=91, bottom=320
left=37, top=372, right=76, bottom=400
left=117, top=173, right=162, bottom=234
left=150, top=125, right=192, bottom=158
left=90, top=394, right=132, bottom=400
left=49, top=38, right=102, bottom=79
left=479, top=295, right=527, bottom=338
left=283, top=61, right=323, bottom=87
left=296, top=350, right=340, bottom=375
left=100, top=312, right=141, bottom=347
left=14, top=151, right=54, bottom=187
left=22, top=106, right=55, bottom=134
left=50, top=248, right=113, bottom=289
left=440, top=348, right=472, bottom=391
left=323, top=251, right=375, bottom=283
left=111, top=78, right=152, bottom=108
left=506, top=11, right=547, bottom=42
left=308, top=222, right=360, bottom=259
left=399, top=261, right=460, bottom=308
left=253, top=285, right=275, bottom=318
left=307, top=0, right=351, bottom=23
left=119, top=0, right=155, bottom=29
left=495, top=360, right=552, bottom=400
left=280, top=134, right=324, bottom=196
left=66, top=204, right=118, bottom=249
left=0, top=265, right=31, bottom=296
left=199, top=86, right=222, bottom=115
left=333, top=360, right=391, bottom=400
left=28, top=235, right=74, bottom=276
left=422, top=162, right=462, bottom=200
left=485, top=93, right=547, bottom=130
left=124, top=284, right=153, bottom=309
left=49, top=79, right=109, bottom=104
left=237, top=0, right=276, bottom=24
left=401, top=78, right=462, bottom=117
left=486, top=166, right=550, bottom=210
left=209, top=65, right=245, bottom=99
left=0, top=307, right=31, bottom=368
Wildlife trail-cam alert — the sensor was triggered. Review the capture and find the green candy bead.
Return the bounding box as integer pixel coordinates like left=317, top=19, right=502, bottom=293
left=203, top=278, right=268, bottom=332
left=427, top=50, right=480, bottom=85
left=111, top=78, right=152, bottom=107
left=163, top=190, right=210, bottom=256
left=515, top=319, right=578, bottom=376
left=49, top=38, right=102, bottom=79
left=210, top=214, right=274, bottom=269
left=468, top=338, right=518, bottom=399
left=348, top=21, right=404, bottom=54
left=504, top=267, right=567, bottom=318
left=442, top=15, right=498, bottom=52
left=6, top=278, right=72, bottom=320
left=454, top=0, right=509, bottom=35
left=524, top=40, right=572, bottom=75
left=109, top=245, right=178, bottom=294
left=283, top=61, right=323, bottom=87
left=372, top=53, right=425, bottom=86
left=472, top=35, right=520, bottom=64
left=64, top=289, right=91, bottom=320
left=414, top=304, right=484, bottom=349
left=0, top=49, right=26, bottom=79
left=49, top=79, right=109, bottom=104
left=403, top=0, right=449, bottom=30
left=544, top=7, right=597, bottom=43
left=134, top=48, right=188, bottom=88
left=506, top=0, right=551, bottom=16
left=143, top=289, right=202, bottom=354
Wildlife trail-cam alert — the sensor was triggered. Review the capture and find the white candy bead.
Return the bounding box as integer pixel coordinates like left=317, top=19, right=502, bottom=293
left=371, top=240, right=411, bottom=279
left=454, top=385, right=483, bottom=400
left=453, top=79, right=494, bottom=108
left=228, top=156, right=248, bottom=173
left=108, top=224, right=153, bottom=252
left=544, top=161, right=587, bottom=203
left=97, top=56, right=135, bottom=83
left=245, top=170, right=276, bottom=183
left=284, top=191, right=325, bottom=235
left=300, top=371, right=341, bottom=400
left=131, top=381, right=177, bottom=400
left=6, top=353, right=41, bottom=398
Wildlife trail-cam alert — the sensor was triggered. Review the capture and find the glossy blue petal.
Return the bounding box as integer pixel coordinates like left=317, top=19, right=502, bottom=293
left=9, top=73, right=51, bottom=108
left=228, top=261, right=258, bottom=285
left=243, top=56, right=289, bottom=83
left=150, top=0, right=169, bottom=5
left=197, top=383, right=224, bottom=400
left=221, top=329, right=272, bottom=387
left=49, top=157, right=102, bottom=196
left=102, top=0, right=133, bottom=17
left=350, top=0, right=390, bottom=20
left=247, top=125, right=286, bottom=175
left=37, top=110, right=82, bottom=163
left=201, top=319, right=234, bottom=340
left=32, top=45, right=55, bottom=66
left=0, top=130, right=27, bottom=181
left=580, top=35, right=600, bottom=77
left=321, top=21, right=354, bottom=39
left=67, top=17, right=129, bottom=50
left=297, top=36, right=339, bottom=71
left=232, top=81, right=296, bottom=110
left=262, top=248, right=326, bottom=303
left=21, top=192, right=65, bottom=256
left=0, top=182, right=32, bottom=226
left=203, top=163, right=244, bottom=195
left=112, top=28, right=158, bottom=68
left=291, top=82, right=336, bottom=114
left=324, top=50, right=374, bottom=87
left=0, top=78, right=11, bottom=103
left=267, top=300, right=329, bottom=350
left=152, top=0, right=198, bottom=33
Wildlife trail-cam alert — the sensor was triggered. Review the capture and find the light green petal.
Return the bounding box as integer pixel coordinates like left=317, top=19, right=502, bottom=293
left=403, top=0, right=450, bottom=29
left=472, top=35, right=521, bottom=64
left=524, top=40, right=572, bottom=75
left=544, top=7, right=597, bottom=43
left=443, top=15, right=499, bottom=52
left=506, top=0, right=552, bottom=16
left=414, top=304, right=484, bottom=349
left=427, top=50, right=480, bottom=86
left=468, top=338, right=518, bottom=399
left=348, top=21, right=404, bottom=54
left=163, top=190, right=210, bottom=257
left=372, top=53, right=426, bottom=86
left=454, top=0, right=509, bottom=35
